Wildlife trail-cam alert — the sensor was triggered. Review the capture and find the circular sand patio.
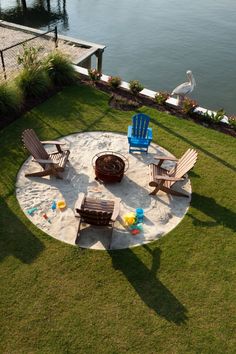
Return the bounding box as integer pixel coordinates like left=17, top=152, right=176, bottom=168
left=16, top=132, right=192, bottom=250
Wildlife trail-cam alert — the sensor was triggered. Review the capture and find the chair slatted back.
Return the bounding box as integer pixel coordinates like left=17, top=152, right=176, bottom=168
left=77, top=209, right=112, bottom=226
left=132, top=113, right=150, bottom=139
left=76, top=197, right=114, bottom=226
left=169, top=149, right=198, bottom=179
left=22, top=129, right=49, bottom=166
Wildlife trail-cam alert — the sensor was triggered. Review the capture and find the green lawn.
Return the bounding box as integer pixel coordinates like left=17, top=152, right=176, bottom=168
left=0, top=83, right=236, bottom=354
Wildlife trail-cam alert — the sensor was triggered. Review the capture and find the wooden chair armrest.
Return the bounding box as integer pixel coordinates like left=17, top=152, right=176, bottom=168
left=154, top=175, right=184, bottom=181
left=154, top=156, right=178, bottom=161
left=74, top=193, right=85, bottom=215
left=32, top=158, right=55, bottom=164
left=111, top=198, right=121, bottom=222
left=41, top=140, right=66, bottom=145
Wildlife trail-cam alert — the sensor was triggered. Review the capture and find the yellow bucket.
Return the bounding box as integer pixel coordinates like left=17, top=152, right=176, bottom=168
left=57, top=200, right=67, bottom=211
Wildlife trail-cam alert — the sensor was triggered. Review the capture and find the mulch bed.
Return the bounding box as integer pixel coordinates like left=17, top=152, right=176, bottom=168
left=1, top=74, right=235, bottom=138
left=81, top=77, right=236, bottom=138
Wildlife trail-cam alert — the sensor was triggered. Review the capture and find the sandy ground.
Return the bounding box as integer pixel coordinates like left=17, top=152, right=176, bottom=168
left=16, top=132, right=191, bottom=250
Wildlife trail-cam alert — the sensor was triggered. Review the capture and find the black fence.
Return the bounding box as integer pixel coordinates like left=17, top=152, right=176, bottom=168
left=0, top=26, right=58, bottom=81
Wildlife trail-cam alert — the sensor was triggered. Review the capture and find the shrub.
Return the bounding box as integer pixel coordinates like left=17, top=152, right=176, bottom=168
left=0, top=82, right=22, bottom=117
left=154, top=91, right=170, bottom=105
left=129, top=80, right=144, bottom=95
left=110, top=94, right=140, bottom=111
left=17, top=44, right=43, bottom=71
left=43, top=50, right=77, bottom=86
left=88, top=68, right=101, bottom=82
left=211, top=108, right=226, bottom=123
left=182, top=97, right=198, bottom=114
left=108, top=76, right=121, bottom=89
left=200, top=108, right=225, bottom=124
left=228, top=116, right=236, bottom=130
left=16, top=68, right=51, bottom=99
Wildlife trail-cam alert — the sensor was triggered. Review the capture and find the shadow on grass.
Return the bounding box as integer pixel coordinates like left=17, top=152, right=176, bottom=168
left=189, top=192, right=236, bottom=232
left=0, top=197, right=44, bottom=263
left=110, top=246, right=188, bottom=325
left=152, top=119, right=236, bottom=173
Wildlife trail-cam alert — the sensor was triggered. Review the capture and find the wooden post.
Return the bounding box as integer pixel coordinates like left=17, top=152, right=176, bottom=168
left=54, top=26, right=58, bottom=48
left=21, top=0, right=27, bottom=10
left=96, top=49, right=104, bottom=74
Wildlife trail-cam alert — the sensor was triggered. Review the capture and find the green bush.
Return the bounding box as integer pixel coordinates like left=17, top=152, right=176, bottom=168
left=0, top=82, right=22, bottom=117
left=129, top=80, right=144, bottom=95
left=211, top=108, right=226, bottom=123
left=44, top=50, right=77, bottom=86
left=228, top=116, right=236, bottom=130
left=17, top=44, right=43, bottom=70
left=182, top=97, right=198, bottom=114
left=16, top=68, right=51, bottom=99
left=154, top=91, right=170, bottom=105
left=88, top=68, right=101, bottom=82
left=108, top=76, right=121, bottom=89
left=200, top=108, right=225, bottom=124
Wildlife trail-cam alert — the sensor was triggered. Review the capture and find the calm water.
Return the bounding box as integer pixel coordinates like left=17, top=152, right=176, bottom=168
left=1, top=0, right=236, bottom=113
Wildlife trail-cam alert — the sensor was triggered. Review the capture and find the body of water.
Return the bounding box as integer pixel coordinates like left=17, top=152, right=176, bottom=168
left=1, top=0, right=236, bottom=114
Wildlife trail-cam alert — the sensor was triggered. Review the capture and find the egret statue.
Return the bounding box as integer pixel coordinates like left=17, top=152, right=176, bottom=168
left=171, top=70, right=196, bottom=105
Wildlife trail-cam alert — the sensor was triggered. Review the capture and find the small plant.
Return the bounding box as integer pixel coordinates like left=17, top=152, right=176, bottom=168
left=88, top=68, right=101, bottom=82
left=17, top=44, right=43, bottom=70
left=182, top=97, right=198, bottom=114
left=211, top=108, right=226, bottom=123
left=200, top=108, right=225, bottom=124
left=0, top=82, right=22, bottom=117
left=200, top=110, right=212, bottom=123
left=228, top=116, right=236, bottom=130
left=43, top=50, right=77, bottom=86
left=129, top=80, right=144, bottom=95
left=109, top=94, right=140, bottom=111
left=154, top=91, right=170, bottom=105
left=108, top=76, right=121, bottom=89
left=16, top=68, right=51, bottom=99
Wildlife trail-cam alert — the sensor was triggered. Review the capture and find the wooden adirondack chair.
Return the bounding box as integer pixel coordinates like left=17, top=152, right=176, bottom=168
left=149, top=148, right=198, bottom=197
left=22, top=129, right=70, bottom=178
left=127, top=113, right=153, bottom=153
left=74, top=192, right=121, bottom=249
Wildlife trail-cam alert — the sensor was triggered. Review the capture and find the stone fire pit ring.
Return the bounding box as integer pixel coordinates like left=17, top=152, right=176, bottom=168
left=92, top=150, right=129, bottom=183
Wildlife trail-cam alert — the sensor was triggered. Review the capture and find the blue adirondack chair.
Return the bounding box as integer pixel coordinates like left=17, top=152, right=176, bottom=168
left=127, top=113, right=153, bottom=153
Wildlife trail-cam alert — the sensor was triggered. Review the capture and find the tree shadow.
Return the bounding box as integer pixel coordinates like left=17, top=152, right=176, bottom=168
left=189, top=192, right=236, bottom=232
left=152, top=119, right=236, bottom=173
left=109, top=246, right=188, bottom=325
left=0, top=196, right=44, bottom=263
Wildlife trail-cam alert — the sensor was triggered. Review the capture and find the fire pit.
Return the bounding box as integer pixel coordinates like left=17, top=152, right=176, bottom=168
left=92, top=151, right=129, bottom=183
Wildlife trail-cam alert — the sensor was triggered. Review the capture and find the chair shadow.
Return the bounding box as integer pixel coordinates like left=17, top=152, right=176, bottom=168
left=189, top=192, right=236, bottom=232
left=0, top=196, right=44, bottom=263
left=105, top=174, right=152, bottom=209
left=109, top=246, right=188, bottom=325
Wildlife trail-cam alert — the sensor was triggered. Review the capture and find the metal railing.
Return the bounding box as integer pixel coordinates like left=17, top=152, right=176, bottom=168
left=0, top=26, right=58, bottom=81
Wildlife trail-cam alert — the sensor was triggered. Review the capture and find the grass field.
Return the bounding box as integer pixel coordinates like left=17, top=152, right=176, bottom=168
left=0, top=83, right=236, bottom=354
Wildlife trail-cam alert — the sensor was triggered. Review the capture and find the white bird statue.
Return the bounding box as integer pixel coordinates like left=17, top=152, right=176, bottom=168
left=171, top=70, right=196, bottom=105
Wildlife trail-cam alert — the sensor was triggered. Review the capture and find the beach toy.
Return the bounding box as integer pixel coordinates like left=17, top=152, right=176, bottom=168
left=26, top=207, right=38, bottom=216
left=131, top=229, right=140, bottom=235
left=136, top=208, right=144, bottom=223
left=57, top=200, right=67, bottom=211
left=51, top=200, right=57, bottom=212
left=123, top=212, right=137, bottom=226
left=130, top=223, right=143, bottom=235
left=43, top=213, right=51, bottom=223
